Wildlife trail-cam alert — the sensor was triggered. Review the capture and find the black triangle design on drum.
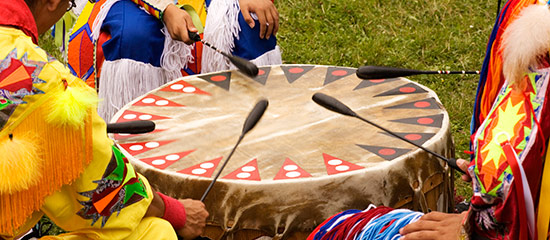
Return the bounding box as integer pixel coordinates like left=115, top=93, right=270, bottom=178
left=373, top=82, right=428, bottom=97
left=389, top=114, right=444, bottom=128
left=353, top=78, right=399, bottom=90
left=324, top=67, right=355, bottom=85
left=384, top=98, right=440, bottom=110
left=379, top=132, right=435, bottom=146
left=356, top=145, right=411, bottom=161
left=253, top=67, right=272, bottom=85
left=281, top=65, right=315, bottom=83
left=198, top=71, right=231, bottom=91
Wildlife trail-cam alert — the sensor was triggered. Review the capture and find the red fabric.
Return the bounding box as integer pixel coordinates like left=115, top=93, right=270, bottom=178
left=0, top=0, right=38, bottom=44
left=157, top=192, right=187, bottom=230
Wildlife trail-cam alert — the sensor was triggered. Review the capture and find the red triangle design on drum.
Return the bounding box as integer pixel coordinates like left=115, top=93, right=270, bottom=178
left=353, top=78, right=399, bottom=90
left=253, top=66, right=271, bottom=85
left=384, top=98, right=440, bottom=110
left=113, top=129, right=166, bottom=140
left=178, top=157, right=222, bottom=177
left=116, top=110, right=170, bottom=123
left=273, top=158, right=312, bottom=180
left=322, top=153, right=364, bottom=175
left=281, top=65, right=315, bottom=83
left=160, top=80, right=210, bottom=95
left=139, top=150, right=195, bottom=170
left=373, top=82, right=428, bottom=97
left=199, top=72, right=231, bottom=91
left=356, top=144, right=411, bottom=161
left=323, top=67, right=355, bottom=85
left=222, top=159, right=261, bottom=181
left=133, top=94, right=184, bottom=107
left=118, top=140, right=176, bottom=156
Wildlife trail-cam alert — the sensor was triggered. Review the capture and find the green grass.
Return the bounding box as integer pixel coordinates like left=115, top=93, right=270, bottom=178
left=275, top=0, right=498, bottom=199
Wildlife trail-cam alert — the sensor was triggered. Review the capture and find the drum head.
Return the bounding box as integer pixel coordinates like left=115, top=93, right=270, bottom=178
left=111, top=64, right=453, bottom=237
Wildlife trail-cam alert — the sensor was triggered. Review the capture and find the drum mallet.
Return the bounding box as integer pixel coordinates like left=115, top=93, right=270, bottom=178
left=200, top=99, right=269, bottom=202
left=356, top=65, right=480, bottom=80
left=311, top=92, right=465, bottom=174
left=106, top=120, right=156, bottom=134
left=188, top=31, right=259, bottom=78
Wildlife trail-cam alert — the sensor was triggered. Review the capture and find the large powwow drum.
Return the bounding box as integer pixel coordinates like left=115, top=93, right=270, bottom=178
left=111, top=64, right=455, bottom=239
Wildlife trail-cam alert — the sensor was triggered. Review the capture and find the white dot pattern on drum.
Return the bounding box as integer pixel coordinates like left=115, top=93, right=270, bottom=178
left=183, top=86, right=196, bottom=93
left=142, top=98, right=155, bottom=104
left=285, top=171, right=301, bottom=178
left=170, top=84, right=184, bottom=90
left=237, top=172, right=251, bottom=179
left=139, top=115, right=153, bottom=120
left=192, top=168, right=207, bottom=175
left=200, top=162, right=215, bottom=169
left=165, top=154, right=180, bottom=161
left=328, top=159, right=343, bottom=166
left=145, top=142, right=160, bottom=148
left=123, top=114, right=137, bottom=120
left=152, top=159, right=166, bottom=165
left=129, top=145, right=144, bottom=151
left=241, top=166, right=256, bottom=172
left=156, top=100, right=169, bottom=106
left=283, top=165, right=298, bottom=171
left=335, top=165, right=350, bottom=171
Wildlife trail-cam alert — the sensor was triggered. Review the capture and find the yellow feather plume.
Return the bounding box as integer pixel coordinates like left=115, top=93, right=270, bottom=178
left=46, top=81, right=99, bottom=127
left=0, top=135, right=42, bottom=194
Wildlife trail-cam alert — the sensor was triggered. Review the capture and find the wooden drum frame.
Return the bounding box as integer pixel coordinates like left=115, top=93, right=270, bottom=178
left=111, top=64, right=455, bottom=239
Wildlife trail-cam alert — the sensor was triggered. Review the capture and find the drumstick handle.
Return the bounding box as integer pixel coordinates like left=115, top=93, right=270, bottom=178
left=200, top=135, right=244, bottom=202
left=356, top=65, right=480, bottom=80
left=355, top=115, right=465, bottom=174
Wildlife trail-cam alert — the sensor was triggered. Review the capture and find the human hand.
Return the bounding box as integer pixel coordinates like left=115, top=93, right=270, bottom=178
left=163, top=4, right=198, bottom=44
left=175, top=199, right=209, bottom=239
left=399, top=211, right=467, bottom=240
left=239, top=0, right=279, bottom=39
left=456, top=158, right=471, bottom=182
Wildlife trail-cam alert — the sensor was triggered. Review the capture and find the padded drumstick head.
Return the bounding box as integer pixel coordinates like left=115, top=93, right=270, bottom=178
left=106, top=120, right=156, bottom=134
left=312, top=93, right=357, bottom=117
left=225, top=54, right=259, bottom=78
left=242, top=99, right=269, bottom=135
left=356, top=65, right=424, bottom=79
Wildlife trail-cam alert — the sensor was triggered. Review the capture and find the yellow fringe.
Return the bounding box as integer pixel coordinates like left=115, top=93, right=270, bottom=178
left=46, top=81, right=98, bottom=127
left=0, top=134, right=42, bottom=194
left=0, top=105, right=94, bottom=235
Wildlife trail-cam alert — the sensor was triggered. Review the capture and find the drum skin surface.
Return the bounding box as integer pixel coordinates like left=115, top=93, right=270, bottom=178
left=111, top=64, right=454, bottom=239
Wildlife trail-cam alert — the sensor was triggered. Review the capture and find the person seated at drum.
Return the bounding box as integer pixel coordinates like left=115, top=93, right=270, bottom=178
left=68, top=0, right=281, bottom=121
left=0, top=0, right=208, bottom=239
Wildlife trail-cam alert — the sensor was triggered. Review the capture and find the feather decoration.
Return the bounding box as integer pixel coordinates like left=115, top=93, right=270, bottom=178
left=501, top=3, right=550, bottom=85
left=46, top=79, right=99, bottom=127
left=0, top=134, right=41, bottom=194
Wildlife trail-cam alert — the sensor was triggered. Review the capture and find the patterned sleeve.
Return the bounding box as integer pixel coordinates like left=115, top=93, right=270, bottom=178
left=129, top=0, right=174, bottom=19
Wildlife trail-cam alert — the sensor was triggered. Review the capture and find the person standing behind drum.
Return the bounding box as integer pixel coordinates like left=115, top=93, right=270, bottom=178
left=399, top=0, right=550, bottom=239
left=0, top=0, right=208, bottom=239
left=67, top=0, right=281, bottom=121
